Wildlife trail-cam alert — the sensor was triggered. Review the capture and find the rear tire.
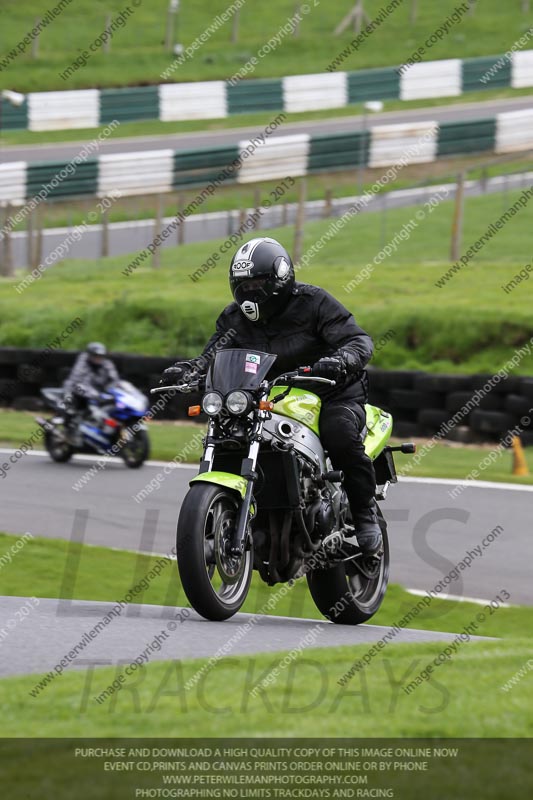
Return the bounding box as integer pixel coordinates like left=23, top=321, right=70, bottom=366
left=307, top=506, right=389, bottom=625
left=176, top=484, right=253, bottom=621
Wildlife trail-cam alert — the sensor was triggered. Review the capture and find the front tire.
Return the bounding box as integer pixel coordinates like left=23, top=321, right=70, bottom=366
left=44, top=426, right=74, bottom=463
left=176, top=484, right=253, bottom=621
left=307, top=506, right=389, bottom=625
left=121, top=429, right=150, bottom=468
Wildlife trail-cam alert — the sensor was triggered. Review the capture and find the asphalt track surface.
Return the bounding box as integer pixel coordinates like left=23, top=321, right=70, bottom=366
left=1, top=449, right=531, bottom=605
left=0, top=596, right=485, bottom=679
left=2, top=96, right=533, bottom=164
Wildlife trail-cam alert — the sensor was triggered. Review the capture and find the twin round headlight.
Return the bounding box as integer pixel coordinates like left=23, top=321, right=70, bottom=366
left=202, top=391, right=250, bottom=417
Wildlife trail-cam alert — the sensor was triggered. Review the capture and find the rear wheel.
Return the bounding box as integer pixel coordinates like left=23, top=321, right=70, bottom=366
left=176, top=484, right=253, bottom=621
left=307, top=506, right=389, bottom=625
left=44, top=425, right=74, bottom=463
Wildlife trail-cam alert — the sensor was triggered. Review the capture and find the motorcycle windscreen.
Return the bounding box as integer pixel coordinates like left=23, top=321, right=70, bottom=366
left=206, top=349, right=277, bottom=393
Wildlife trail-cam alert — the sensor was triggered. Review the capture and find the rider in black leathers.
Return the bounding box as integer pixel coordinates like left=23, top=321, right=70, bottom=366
left=164, top=237, right=382, bottom=557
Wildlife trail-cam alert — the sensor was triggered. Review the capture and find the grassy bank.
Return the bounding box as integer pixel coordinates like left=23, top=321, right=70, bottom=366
left=0, top=0, right=530, bottom=91
left=1, top=189, right=533, bottom=374
left=2, top=639, right=532, bottom=737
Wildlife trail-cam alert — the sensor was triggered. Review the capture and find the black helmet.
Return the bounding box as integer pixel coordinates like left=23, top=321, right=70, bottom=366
left=229, top=237, right=295, bottom=322
left=86, top=342, right=107, bottom=365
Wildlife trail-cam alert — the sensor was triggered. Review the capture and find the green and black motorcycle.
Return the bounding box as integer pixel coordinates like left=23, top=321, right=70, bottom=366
left=153, top=348, right=414, bottom=625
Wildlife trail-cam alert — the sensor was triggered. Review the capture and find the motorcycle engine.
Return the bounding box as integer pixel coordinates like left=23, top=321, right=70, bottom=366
left=314, top=495, right=336, bottom=539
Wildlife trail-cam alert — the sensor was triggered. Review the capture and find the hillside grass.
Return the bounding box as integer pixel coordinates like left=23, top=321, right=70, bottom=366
left=0, top=0, right=532, bottom=91
left=1, top=188, right=533, bottom=375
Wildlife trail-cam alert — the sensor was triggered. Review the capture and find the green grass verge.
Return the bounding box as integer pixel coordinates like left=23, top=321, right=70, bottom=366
left=0, top=532, right=531, bottom=738
left=0, top=0, right=529, bottom=92
left=1, top=640, right=532, bottom=737
left=2, top=410, right=533, bottom=484
left=0, top=532, right=530, bottom=639
left=2, top=188, right=533, bottom=374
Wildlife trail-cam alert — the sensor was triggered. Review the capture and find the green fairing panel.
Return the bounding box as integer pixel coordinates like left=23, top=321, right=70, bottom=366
left=268, top=386, right=391, bottom=459
left=268, top=386, right=321, bottom=435
left=364, top=403, right=393, bottom=459
left=190, top=471, right=247, bottom=498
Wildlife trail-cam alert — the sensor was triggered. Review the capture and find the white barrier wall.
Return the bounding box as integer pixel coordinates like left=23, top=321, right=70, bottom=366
left=369, top=121, right=439, bottom=168
left=28, top=90, right=99, bottom=132
left=511, top=50, right=533, bottom=88
left=159, top=82, right=227, bottom=121
left=283, top=73, right=348, bottom=113
left=237, top=134, right=310, bottom=183
left=0, top=162, right=27, bottom=205
left=98, top=150, right=174, bottom=197
left=400, top=60, right=462, bottom=101
left=495, top=108, right=533, bottom=153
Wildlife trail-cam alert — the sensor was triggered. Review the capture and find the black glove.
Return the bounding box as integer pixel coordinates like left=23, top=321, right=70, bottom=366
left=160, top=360, right=204, bottom=387
left=311, top=356, right=345, bottom=381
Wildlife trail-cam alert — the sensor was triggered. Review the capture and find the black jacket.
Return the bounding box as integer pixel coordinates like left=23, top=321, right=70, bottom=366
left=198, top=283, right=373, bottom=404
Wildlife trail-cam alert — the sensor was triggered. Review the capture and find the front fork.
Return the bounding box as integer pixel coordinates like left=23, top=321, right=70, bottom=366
left=200, top=415, right=266, bottom=557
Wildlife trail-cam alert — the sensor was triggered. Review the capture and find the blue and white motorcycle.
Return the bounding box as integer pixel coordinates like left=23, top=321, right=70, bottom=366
left=37, top=381, right=150, bottom=468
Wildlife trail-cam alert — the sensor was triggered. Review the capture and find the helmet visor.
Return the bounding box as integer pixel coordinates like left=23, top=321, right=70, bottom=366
left=233, top=275, right=277, bottom=306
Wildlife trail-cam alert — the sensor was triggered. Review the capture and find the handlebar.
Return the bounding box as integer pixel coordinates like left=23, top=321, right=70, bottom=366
left=271, top=367, right=337, bottom=388
left=150, top=383, right=198, bottom=395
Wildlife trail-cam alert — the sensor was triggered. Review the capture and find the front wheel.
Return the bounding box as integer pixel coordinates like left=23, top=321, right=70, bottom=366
left=307, top=507, right=389, bottom=625
left=121, top=429, right=150, bottom=468
left=176, top=484, right=253, bottom=621
left=44, top=425, right=74, bottom=463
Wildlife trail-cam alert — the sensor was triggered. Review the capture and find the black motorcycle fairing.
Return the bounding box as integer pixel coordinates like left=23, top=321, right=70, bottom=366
left=206, top=349, right=277, bottom=395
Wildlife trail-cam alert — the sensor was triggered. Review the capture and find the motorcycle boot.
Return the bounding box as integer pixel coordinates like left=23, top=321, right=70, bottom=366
left=354, top=499, right=383, bottom=558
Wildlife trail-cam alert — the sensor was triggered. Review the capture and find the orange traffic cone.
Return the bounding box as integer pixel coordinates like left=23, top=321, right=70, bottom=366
left=512, top=436, right=529, bottom=476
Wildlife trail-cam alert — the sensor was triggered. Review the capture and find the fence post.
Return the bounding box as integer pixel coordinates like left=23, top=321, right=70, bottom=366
left=152, top=194, right=164, bottom=268
left=293, top=4, right=301, bottom=36
left=323, top=188, right=333, bottom=218
left=0, top=205, right=14, bottom=276
left=34, top=205, right=43, bottom=270
left=27, top=208, right=35, bottom=269
left=32, top=18, right=40, bottom=58
left=101, top=203, right=109, bottom=258
left=232, top=9, right=240, bottom=43
left=177, top=192, right=185, bottom=245
left=380, top=191, right=388, bottom=249
left=103, top=14, right=112, bottom=53
left=450, top=172, right=465, bottom=262
left=293, top=177, right=307, bottom=265
left=253, top=187, right=261, bottom=229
